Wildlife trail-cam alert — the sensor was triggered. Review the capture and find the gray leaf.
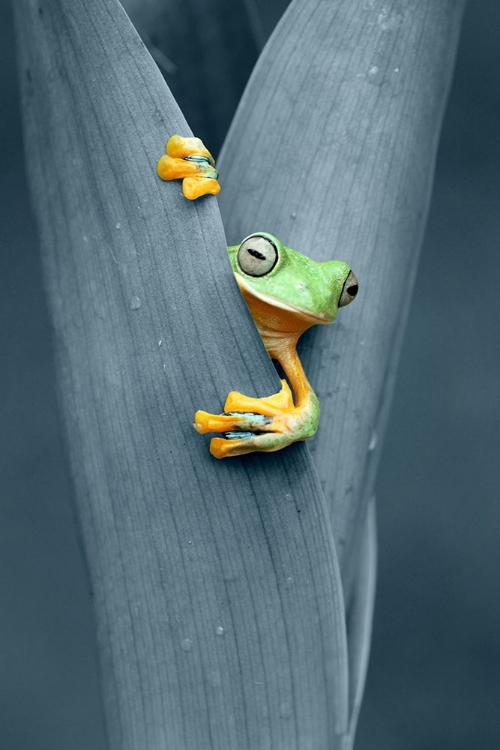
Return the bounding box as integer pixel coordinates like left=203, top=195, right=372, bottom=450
left=219, top=0, right=465, bottom=582
left=15, top=0, right=349, bottom=748
left=218, top=0, right=465, bottom=734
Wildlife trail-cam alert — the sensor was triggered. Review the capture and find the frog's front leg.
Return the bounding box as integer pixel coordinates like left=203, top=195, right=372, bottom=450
left=194, top=349, right=320, bottom=458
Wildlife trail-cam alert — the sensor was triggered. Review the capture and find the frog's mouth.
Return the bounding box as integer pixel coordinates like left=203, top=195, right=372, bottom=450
left=234, top=273, right=332, bottom=324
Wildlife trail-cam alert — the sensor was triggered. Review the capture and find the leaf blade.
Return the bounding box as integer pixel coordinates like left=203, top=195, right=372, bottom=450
left=15, top=0, right=349, bottom=747
left=218, top=0, right=465, bottom=581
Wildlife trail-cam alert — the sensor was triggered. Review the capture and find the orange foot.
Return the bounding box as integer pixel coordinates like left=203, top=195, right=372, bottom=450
left=194, top=380, right=319, bottom=458
left=157, top=135, right=220, bottom=200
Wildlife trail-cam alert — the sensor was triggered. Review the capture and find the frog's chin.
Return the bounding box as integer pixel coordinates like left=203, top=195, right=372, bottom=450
left=234, top=273, right=333, bottom=325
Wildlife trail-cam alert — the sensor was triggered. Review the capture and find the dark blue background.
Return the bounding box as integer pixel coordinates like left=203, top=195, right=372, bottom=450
left=1, top=2, right=498, bottom=748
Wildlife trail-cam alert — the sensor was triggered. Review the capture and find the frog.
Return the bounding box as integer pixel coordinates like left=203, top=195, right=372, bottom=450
left=194, top=232, right=358, bottom=458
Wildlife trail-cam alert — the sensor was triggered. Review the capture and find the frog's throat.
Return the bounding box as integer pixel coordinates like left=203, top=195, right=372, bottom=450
left=234, top=273, right=331, bottom=325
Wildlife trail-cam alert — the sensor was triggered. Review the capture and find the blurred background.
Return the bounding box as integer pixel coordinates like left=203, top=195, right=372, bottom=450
left=1, top=1, right=498, bottom=748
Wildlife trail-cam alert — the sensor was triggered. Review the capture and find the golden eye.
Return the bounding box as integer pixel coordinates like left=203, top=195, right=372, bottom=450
left=237, top=235, right=278, bottom=277
left=339, top=270, right=359, bottom=307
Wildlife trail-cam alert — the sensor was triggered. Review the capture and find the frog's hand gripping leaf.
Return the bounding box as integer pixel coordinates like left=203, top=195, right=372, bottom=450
left=194, top=233, right=358, bottom=458
left=157, top=134, right=220, bottom=200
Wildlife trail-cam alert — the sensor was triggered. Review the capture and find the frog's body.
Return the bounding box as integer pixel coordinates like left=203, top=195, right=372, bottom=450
left=195, top=233, right=358, bottom=458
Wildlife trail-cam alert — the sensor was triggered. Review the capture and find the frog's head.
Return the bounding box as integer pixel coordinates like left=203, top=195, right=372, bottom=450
left=228, top=232, right=358, bottom=326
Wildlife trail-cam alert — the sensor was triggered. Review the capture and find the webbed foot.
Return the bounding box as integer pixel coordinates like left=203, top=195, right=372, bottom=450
left=157, top=135, right=220, bottom=200
left=194, top=380, right=319, bottom=458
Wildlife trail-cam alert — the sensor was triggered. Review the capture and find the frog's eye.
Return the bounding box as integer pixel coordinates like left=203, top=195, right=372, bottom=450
left=339, top=270, right=359, bottom=307
left=237, top=235, right=278, bottom=277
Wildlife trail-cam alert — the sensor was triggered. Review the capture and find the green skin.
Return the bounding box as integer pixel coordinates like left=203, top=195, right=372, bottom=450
left=228, top=236, right=351, bottom=325
left=194, top=232, right=357, bottom=458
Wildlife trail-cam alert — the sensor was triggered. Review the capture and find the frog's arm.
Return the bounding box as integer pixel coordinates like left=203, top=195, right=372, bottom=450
left=194, top=334, right=320, bottom=459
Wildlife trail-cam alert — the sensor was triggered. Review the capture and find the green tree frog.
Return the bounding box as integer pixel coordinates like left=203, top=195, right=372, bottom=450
left=194, top=232, right=358, bottom=458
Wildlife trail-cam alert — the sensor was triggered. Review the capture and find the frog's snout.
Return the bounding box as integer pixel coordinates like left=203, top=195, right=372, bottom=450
left=339, top=270, right=359, bottom=308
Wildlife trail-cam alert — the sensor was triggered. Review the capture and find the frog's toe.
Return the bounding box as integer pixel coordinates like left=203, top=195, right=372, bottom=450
left=209, top=436, right=253, bottom=459
left=182, top=176, right=220, bottom=200
left=194, top=409, right=272, bottom=435
left=194, top=410, right=235, bottom=435
left=224, top=380, right=294, bottom=415
left=209, top=432, right=286, bottom=459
